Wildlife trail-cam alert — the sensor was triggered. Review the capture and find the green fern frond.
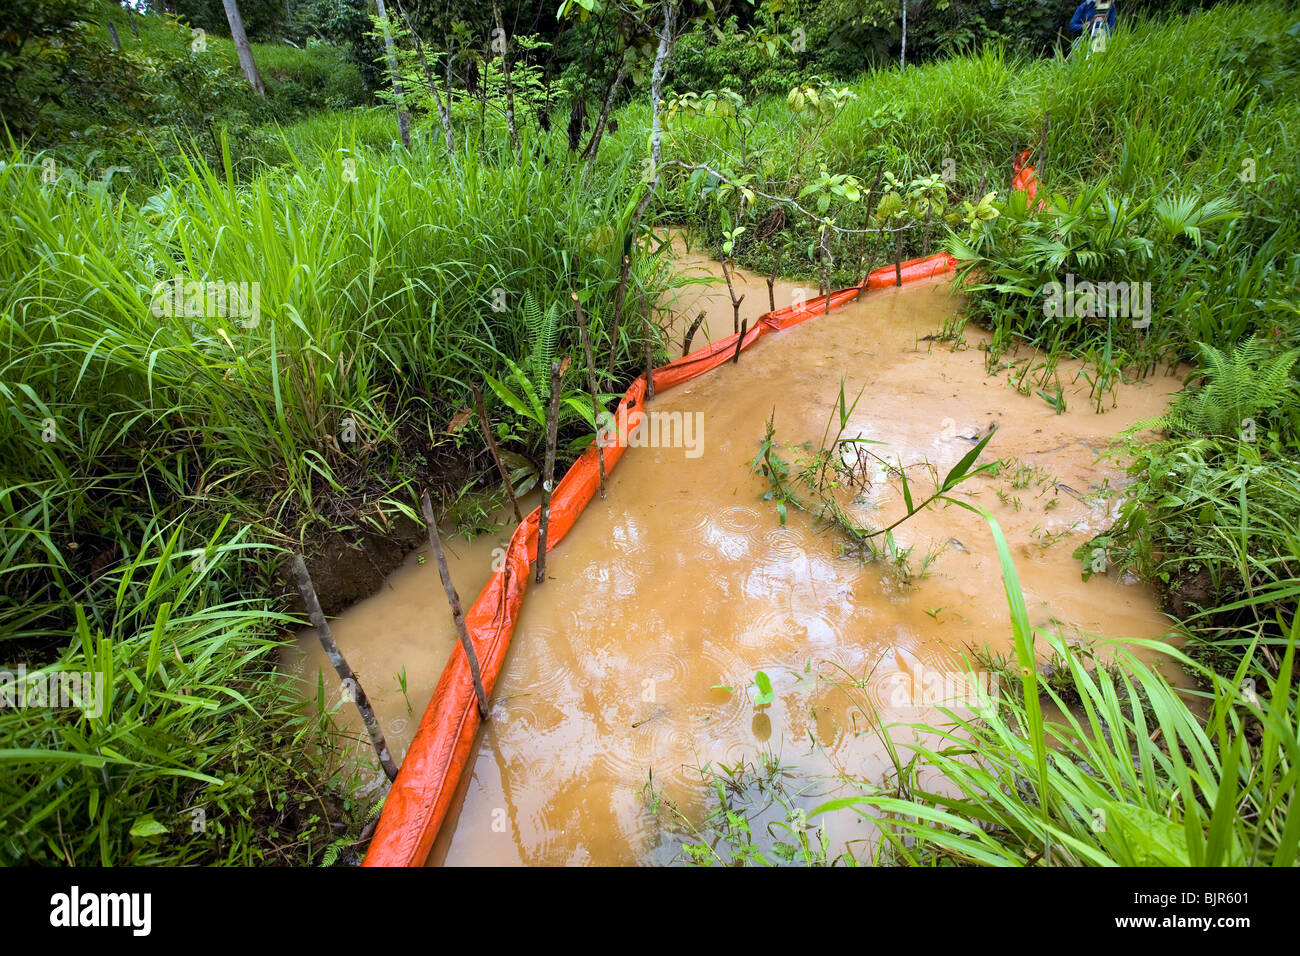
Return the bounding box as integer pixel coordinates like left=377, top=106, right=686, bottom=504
left=1163, top=338, right=1299, bottom=437
left=523, top=291, right=560, bottom=398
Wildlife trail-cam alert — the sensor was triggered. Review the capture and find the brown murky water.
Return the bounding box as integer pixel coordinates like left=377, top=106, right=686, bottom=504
left=286, top=238, right=1187, bottom=865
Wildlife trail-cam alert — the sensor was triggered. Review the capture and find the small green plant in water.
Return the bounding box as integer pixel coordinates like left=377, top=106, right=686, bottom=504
left=751, top=376, right=999, bottom=569
left=645, top=754, right=835, bottom=867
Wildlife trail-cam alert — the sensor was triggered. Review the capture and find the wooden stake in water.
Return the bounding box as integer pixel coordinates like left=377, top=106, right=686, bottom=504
left=642, top=290, right=656, bottom=401
left=767, top=244, right=785, bottom=312
left=682, top=311, right=706, bottom=357
left=473, top=385, right=522, bottom=524
left=894, top=226, right=904, bottom=287
left=291, top=554, right=399, bottom=782
left=536, top=360, right=563, bottom=583
left=572, top=292, right=605, bottom=499
left=420, top=490, right=490, bottom=720
left=720, top=258, right=744, bottom=336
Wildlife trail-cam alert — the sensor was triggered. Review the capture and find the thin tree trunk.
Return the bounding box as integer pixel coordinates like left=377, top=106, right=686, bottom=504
left=720, top=258, right=744, bottom=335
left=608, top=0, right=679, bottom=378
left=222, top=0, right=265, bottom=95
left=900, top=0, right=908, bottom=70
left=641, top=290, right=655, bottom=400
left=107, top=21, right=121, bottom=50
left=395, top=0, right=454, bottom=157
left=628, top=1, right=678, bottom=229
left=291, top=555, right=398, bottom=781
left=606, top=254, right=631, bottom=376
left=473, top=385, right=522, bottom=523
left=858, top=163, right=884, bottom=291
left=647, top=4, right=676, bottom=174
left=581, top=52, right=631, bottom=168
left=374, top=0, right=410, bottom=148
left=493, top=1, right=520, bottom=153
left=819, top=228, right=832, bottom=313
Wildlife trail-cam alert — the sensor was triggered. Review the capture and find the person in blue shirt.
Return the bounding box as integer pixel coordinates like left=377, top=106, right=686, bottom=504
left=1069, top=1, right=1117, bottom=35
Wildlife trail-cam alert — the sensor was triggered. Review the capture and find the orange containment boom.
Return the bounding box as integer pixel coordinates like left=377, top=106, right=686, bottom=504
left=364, top=160, right=1039, bottom=867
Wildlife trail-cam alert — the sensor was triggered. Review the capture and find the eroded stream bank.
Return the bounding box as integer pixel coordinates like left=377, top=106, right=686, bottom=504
left=286, top=240, right=1187, bottom=865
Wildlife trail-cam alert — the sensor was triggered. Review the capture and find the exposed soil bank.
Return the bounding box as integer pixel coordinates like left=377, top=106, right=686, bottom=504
left=276, top=424, right=483, bottom=616
left=287, top=244, right=1187, bottom=865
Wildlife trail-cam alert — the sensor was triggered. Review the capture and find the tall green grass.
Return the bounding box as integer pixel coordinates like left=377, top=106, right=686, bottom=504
left=0, top=120, right=663, bottom=862
left=1, top=127, right=658, bottom=538
left=0, top=519, right=375, bottom=864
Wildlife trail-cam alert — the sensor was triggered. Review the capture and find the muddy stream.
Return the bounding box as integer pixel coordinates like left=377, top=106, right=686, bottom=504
left=285, top=233, right=1187, bottom=865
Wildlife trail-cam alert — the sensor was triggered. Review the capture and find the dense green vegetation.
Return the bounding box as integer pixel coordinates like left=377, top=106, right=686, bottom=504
left=1, top=0, right=370, bottom=177
left=2, top=0, right=1297, bottom=866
